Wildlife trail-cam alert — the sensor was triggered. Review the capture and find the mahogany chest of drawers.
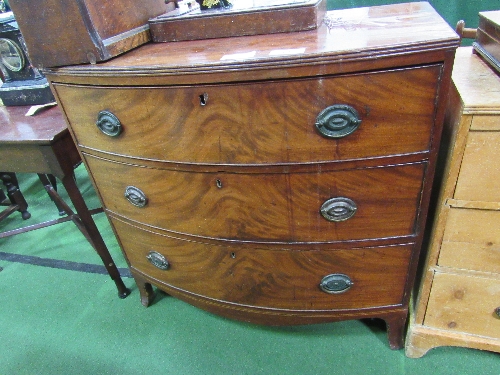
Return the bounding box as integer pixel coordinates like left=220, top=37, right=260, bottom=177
left=44, top=2, right=459, bottom=349
left=406, top=47, right=500, bottom=357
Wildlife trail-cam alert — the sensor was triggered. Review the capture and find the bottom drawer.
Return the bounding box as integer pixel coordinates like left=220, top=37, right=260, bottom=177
left=111, top=217, right=412, bottom=311
left=424, top=272, right=500, bottom=339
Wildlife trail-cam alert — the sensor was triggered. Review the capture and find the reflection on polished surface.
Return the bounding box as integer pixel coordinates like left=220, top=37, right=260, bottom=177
left=60, top=2, right=457, bottom=78
left=330, top=0, right=499, bottom=50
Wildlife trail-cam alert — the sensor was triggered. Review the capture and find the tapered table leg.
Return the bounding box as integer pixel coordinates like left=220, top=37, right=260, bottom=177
left=39, top=174, right=66, bottom=216
left=58, top=173, right=130, bottom=298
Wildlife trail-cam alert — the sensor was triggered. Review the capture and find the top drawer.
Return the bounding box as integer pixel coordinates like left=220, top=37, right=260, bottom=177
left=54, top=65, right=441, bottom=164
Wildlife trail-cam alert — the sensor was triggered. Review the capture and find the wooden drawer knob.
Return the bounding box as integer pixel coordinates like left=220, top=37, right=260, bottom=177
left=146, top=251, right=170, bottom=270
left=315, top=104, right=361, bottom=138
left=96, top=110, right=122, bottom=137
left=124, top=186, right=148, bottom=207
left=320, top=273, right=353, bottom=294
left=320, top=197, right=357, bottom=222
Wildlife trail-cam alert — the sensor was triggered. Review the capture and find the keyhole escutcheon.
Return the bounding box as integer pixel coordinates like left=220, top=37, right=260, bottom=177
left=200, top=93, right=208, bottom=106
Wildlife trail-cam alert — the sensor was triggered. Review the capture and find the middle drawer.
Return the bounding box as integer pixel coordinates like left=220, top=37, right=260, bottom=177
left=438, top=207, right=500, bottom=274
left=85, top=154, right=425, bottom=242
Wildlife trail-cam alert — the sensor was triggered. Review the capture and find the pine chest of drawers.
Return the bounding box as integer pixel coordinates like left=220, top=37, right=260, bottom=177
left=406, top=47, right=500, bottom=357
left=45, top=2, right=459, bottom=349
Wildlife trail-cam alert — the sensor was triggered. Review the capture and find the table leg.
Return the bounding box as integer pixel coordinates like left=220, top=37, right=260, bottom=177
left=39, top=174, right=66, bottom=216
left=40, top=173, right=130, bottom=298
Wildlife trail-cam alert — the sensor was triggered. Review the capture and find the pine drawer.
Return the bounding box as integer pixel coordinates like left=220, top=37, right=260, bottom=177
left=438, top=207, right=500, bottom=275
left=455, top=131, right=500, bottom=202
left=424, top=272, right=500, bottom=339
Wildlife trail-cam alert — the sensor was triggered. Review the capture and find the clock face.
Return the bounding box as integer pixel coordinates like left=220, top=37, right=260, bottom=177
left=0, top=37, right=24, bottom=72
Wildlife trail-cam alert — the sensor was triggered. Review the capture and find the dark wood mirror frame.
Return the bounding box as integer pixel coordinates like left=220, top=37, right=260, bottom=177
left=149, top=0, right=327, bottom=42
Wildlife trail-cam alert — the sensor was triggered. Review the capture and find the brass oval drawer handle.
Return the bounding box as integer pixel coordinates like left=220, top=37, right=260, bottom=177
left=315, top=104, right=361, bottom=138
left=146, top=251, right=170, bottom=270
left=320, top=197, right=357, bottom=222
left=320, top=274, right=353, bottom=294
left=96, top=110, right=122, bottom=137
left=124, top=186, right=148, bottom=208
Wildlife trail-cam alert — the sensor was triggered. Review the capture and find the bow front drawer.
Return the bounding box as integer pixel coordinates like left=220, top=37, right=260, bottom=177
left=54, top=65, right=441, bottom=164
left=85, top=153, right=425, bottom=242
left=111, top=217, right=412, bottom=311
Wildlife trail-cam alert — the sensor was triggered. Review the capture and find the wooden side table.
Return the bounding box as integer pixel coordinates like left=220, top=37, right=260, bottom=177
left=405, top=47, right=500, bottom=357
left=0, top=104, right=130, bottom=298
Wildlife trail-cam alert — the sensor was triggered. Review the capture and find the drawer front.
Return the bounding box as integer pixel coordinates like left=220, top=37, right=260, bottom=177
left=438, top=207, right=500, bottom=274
left=424, top=272, right=500, bottom=339
left=86, top=154, right=425, bottom=242
left=455, top=131, right=500, bottom=202
left=111, top=217, right=411, bottom=310
left=55, top=65, right=441, bottom=164
left=470, top=115, right=500, bottom=131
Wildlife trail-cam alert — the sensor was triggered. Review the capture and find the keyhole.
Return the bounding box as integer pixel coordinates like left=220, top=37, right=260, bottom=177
left=216, top=179, right=222, bottom=188
left=200, top=93, right=208, bottom=106
left=230, top=252, right=236, bottom=259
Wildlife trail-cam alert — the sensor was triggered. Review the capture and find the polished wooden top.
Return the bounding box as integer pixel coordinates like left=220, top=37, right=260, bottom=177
left=45, top=2, right=459, bottom=85
left=0, top=105, right=67, bottom=145
left=452, top=47, right=500, bottom=113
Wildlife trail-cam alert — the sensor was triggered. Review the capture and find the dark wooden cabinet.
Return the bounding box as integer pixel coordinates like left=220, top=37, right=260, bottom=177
left=8, top=0, right=169, bottom=68
left=45, top=2, right=459, bottom=349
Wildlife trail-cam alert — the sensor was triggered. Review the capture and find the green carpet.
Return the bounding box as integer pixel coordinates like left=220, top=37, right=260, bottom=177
left=2, top=1, right=500, bottom=373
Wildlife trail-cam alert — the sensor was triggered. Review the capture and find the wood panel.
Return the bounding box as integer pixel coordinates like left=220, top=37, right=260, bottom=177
left=439, top=207, right=500, bottom=274
left=475, top=10, right=500, bottom=73
left=470, top=115, right=500, bottom=131
left=44, top=2, right=459, bottom=87
left=86, top=154, right=425, bottom=242
left=149, top=0, right=326, bottom=42
left=54, top=65, right=439, bottom=165
left=454, top=131, right=500, bottom=202
left=0, top=145, right=47, bottom=173
left=8, top=0, right=169, bottom=67
left=406, top=324, right=500, bottom=358
left=111, top=216, right=411, bottom=310
left=450, top=48, right=500, bottom=114
left=424, top=272, right=500, bottom=339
